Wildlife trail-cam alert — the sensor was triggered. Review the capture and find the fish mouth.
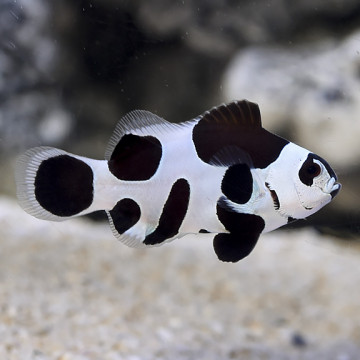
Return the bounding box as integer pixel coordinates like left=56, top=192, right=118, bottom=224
left=330, top=183, right=341, bottom=199
left=324, top=177, right=341, bottom=199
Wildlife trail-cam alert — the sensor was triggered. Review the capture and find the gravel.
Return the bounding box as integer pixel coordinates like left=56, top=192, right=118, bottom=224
left=1, top=196, right=359, bottom=360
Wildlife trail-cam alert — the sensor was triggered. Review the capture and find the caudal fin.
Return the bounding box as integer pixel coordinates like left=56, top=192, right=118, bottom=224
left=15, top=147, right=95, bottom=221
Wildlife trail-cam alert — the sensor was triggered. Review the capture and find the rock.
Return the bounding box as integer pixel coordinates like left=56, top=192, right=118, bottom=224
left=0, top=0, right=73, bottom=153
left=136, top=0, right=360, bottom=53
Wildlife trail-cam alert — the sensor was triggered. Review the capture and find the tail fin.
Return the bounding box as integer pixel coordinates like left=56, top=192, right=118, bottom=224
left=15, top=147, right=95, bottom=221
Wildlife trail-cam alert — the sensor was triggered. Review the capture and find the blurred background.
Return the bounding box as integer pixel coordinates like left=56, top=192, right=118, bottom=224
left=1, top=0, right=359, bottom=235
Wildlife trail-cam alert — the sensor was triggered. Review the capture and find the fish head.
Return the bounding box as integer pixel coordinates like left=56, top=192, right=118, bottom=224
left=265, top=143, right=341, bottom=221
left=294, top=152, right=341, bottom=215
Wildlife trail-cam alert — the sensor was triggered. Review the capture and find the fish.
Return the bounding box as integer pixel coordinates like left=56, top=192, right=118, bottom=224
left=15, top=100, right=341, bottom=262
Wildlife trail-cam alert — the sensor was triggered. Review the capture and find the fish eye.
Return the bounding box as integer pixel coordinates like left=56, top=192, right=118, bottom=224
left=299, top=155, right=324, bottom=186
left=306, top=163, right=321, bottom=178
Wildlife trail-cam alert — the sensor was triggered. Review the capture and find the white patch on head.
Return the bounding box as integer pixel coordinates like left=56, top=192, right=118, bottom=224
left=295, top=155, right=340, bottom=215
left=264, top=142, right=339, bottom=221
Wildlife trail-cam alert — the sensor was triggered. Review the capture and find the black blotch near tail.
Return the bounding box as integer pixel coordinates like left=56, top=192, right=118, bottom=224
left=35, top=155, right=93, bottom=217
left=108, top=134, right=162, bottom=181
left=221, top=164, right=253, bottom=204
left=214, top=202, right=265, bottom=262
left=109, top=198, right=141, bottom=234
left=144, top=178, right=190, bottom=245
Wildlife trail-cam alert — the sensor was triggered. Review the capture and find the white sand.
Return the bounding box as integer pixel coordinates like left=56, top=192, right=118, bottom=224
left=1, top=196, right=359, bottom=360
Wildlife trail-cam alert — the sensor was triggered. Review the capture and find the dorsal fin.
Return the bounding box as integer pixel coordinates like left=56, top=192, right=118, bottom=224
left=200, top=100, right=262, bottom=130
left=192, top=100, right=289, bottom=169
left=105, top=110, right=173, bottom=161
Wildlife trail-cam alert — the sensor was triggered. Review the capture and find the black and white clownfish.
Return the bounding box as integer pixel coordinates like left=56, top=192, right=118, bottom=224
left=15, top=100, right=341, bottom=262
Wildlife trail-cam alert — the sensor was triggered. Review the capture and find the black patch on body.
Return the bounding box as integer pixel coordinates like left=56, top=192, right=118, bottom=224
left=222, top=164, right=253, bottom=204
left=287, top=216, right=298, bottom=224
left=192, top=100, right=289, bottom=169
left=299, top=153, right=337, bottom=186
left=144, top=178, right=190, bottom=245
left=35, top=155, right=93, bottom=217
left=214, top=202, right=265, bottom=262
left=109, top=198, right=141, bottom=234
left=108, top=134, right=162, bottom=181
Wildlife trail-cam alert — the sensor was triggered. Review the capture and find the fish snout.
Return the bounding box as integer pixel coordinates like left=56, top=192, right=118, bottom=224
left=325, top=177, right=341, bottom=199
left=330, top=182, right=341, bottom=199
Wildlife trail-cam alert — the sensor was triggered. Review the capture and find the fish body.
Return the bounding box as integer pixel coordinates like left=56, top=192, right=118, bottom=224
left=15, top=100, right=341, bottom=262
